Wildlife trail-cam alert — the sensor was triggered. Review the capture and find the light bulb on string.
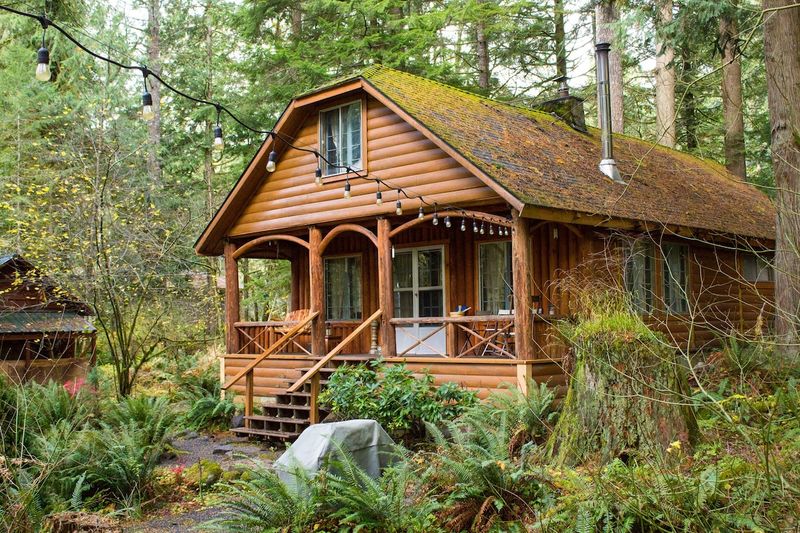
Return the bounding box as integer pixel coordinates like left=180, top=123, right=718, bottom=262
left=418, top=205, right=424, bottom=220
left=376, top=187, right=383, bottom=206
left=489, top=225, right=494, bottom=236
left=343, top=178, right=351, bottom=199
left=444, top=215, right=451, bottom=228
left=473, top=219, right=478, bottom=233
left=212, top=107, right=223, bottom=152
left=266, top=149, right=278, bottom=172
left=141, top=74, right=155, bottom=121
left=460, top=218, right=466, bottom=231
left=315, top=166, right=323, bottom=187
left=480, top=221, right=485, bottom=235
left=395, top=200, right=403, bottom=216
left=35, top=37, right=50, bottom=81
left=432, top=212, right=439, bottom=226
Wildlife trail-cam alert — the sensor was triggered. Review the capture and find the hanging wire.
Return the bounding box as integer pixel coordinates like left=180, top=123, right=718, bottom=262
left=0, top=4, right=515, bottom=227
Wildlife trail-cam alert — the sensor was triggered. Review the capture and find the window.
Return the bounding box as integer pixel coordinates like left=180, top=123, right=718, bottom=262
left=319, top=101, right=362, bottom=176
left=478, top=241, right=513, bottom=313
left=742, top=253, right=774, bottom=283
left=624, top=241, right=655, bottom=313
left=324, top=255, right=361, bottom=320
left=662, top=243, right=689, bottom=314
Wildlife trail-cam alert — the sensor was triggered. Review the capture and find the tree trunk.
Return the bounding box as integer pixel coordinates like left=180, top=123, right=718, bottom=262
left=763, top=0, right=800, bottom=356
left=146, top=0, right=162, bottom=184
left=475, top=0, right=490, bottom=90
left=655, top=0, right=676, bottom=147
left=681, top=53, right=697, bottom=150
left=719, top=11, right=747, bottom=178
left=595, top=0, right=624, bottom=133
left=554, top=0, right=567, bottom=79
left=203, top=0, right=217, bottom=293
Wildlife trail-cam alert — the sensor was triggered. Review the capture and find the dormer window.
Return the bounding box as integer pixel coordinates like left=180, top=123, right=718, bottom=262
left=319, top=101, right=362, bottom=176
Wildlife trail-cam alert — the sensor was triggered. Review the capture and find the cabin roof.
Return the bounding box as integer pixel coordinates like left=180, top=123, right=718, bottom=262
left=0, top=253, right=93, bottom=316
left=196, top=66, right=775, bottom=255
left=0, top=311, right=96, bottom=335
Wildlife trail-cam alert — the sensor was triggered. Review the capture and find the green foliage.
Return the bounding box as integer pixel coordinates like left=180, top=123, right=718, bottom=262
left=318, top=361, right=477, bottom=439
left=184, top=395, right=237, bottom=432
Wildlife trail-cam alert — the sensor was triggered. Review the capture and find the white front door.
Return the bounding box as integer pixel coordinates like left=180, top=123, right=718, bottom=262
left=393, top=246, right=446, bottom=356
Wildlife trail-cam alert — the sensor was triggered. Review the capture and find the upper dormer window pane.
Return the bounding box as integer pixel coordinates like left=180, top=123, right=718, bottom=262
left=320, top=101, right=362, bottom=176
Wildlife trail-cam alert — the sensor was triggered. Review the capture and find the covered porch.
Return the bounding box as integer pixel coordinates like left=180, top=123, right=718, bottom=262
left=220, top=207, right=574, bottom=437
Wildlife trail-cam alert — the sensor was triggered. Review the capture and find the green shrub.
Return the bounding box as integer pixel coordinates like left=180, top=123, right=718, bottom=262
left=184, top=394, right=237, bottom=432
left=318, top=361, right=477, bottom=439
left=103, top=395, right=177, bottom=448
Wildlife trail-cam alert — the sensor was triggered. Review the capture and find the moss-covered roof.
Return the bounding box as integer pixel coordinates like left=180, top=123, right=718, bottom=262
left=352, top=65, right=774, bottom=240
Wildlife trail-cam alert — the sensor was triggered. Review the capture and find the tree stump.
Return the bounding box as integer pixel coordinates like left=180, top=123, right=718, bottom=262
left=548, top=307, right=697, bottom=466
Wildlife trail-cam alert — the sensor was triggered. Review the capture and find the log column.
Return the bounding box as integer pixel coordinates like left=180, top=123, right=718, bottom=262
left=223, top=240, right=240, bottom=354
left=511, top=209, right=535, bottom=360
left=309, top=226, right=326, bottom=356
left=377, top=218, right=396, bottom=357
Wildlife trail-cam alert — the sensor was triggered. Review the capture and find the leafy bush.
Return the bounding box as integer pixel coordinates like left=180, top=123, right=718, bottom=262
left=184, top=394, right=237, bottom=432
left=318, top=361, right=477, bottom=439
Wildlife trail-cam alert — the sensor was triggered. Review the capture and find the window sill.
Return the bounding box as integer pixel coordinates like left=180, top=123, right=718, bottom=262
left=321, top=168, right=366, bottom=183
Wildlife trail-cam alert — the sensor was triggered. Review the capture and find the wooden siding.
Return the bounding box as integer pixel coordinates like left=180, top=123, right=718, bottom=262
left=228, top=96, right=500, bottom=236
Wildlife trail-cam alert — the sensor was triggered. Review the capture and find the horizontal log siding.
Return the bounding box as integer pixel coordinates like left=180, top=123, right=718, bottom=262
left=229, top=96, right=499, bottom=236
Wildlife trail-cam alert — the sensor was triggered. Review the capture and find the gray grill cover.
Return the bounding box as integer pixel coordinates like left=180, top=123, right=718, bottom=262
left=275, top=419, right=396, bottom=490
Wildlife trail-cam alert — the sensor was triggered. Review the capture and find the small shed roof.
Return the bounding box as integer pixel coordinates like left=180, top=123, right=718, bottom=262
left=0, top=311, right=95, bottom=335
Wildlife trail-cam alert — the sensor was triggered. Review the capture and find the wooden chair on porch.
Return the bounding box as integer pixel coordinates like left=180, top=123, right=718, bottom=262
left=277, top=309, right=313, bottom=355
left=481, top=309, right=515, bottom=358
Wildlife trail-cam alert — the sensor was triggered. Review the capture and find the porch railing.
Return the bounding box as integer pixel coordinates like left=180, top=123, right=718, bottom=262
left=222, top=311, right=319, bottom=420
left=287, top=308, right=383, bottom=424
left=389, top=314, right=565, bottom=358
left=234, top=320, right=369, bottom=355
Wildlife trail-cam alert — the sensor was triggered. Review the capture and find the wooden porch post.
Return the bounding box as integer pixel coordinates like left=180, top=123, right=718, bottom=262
left=377, top=218, right=396, bottom=357
left=309, top=226, right=326, bottom=356
left=512, top=209, right=535, bottom=360
left=224, top=240, right=240, bottom=354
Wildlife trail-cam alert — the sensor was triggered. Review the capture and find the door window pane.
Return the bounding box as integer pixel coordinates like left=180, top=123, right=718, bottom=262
left=394, top=291, right=414, bottom=318
left=419, top=289, right=444, bottom=317
left=624, top=241, right=655, bottom=313
left=479, top=241, right=513, bottom=313
left=417, top=249, right=442, bottom=288
left=393, top=251, right=413, bottom=289
left=324, top=256, right=362, bottom=320
left=662, top=244, right=689, bottom=314
left=320, top=101, right=362, bottom=176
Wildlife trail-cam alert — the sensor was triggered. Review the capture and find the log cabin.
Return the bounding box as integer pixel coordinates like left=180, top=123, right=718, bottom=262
left=195, top=62, right=775, bottom=440
left=0, top=254, right=96, bottom=384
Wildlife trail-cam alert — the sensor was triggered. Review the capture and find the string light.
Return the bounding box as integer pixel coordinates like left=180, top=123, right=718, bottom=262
left=343, top=178, right=351, bottom=199
left=2, top=4, right=523, bottom=231
left=141, top=74, right=155, bottom=121
left=480, top=221, right=485, bottom=235
left=489, top=224, right=494, bottom=235
left=376, top=182, right=383, bottom=205
left=212, top=106, right=223, bottom=152
left=418, top=205, right=424, bottom=220
left=35, top=24, right=50, bottom=81
left=473, top=219, right=478, bottom=233
left=444, top=215, right=451, bottom=228
left=460, top=218, right=466, bottom=231
left=266, top=149, right=278, bottom=172
left=395, top=199, right=403, bottom=216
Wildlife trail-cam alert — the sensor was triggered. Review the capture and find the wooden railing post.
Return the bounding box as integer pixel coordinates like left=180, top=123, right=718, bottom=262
left=512, top=210, right=535, bottom=362
left=309, top=226, right=326, bottom=357
left=309, top=373, right=320, bottom=424
left=377, top=218, right=396, bottom=357
left=244, top=371, right=254, bottom=427
left=224, top=241, right=241, bottom=354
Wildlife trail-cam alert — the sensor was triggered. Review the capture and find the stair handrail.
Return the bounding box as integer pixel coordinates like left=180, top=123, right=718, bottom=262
left=287, top=308, right=383, bottom=393
left=222, top=310, right=319, bottom=390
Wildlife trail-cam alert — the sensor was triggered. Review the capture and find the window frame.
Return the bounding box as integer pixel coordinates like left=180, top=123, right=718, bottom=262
left=623, top=240, right=656, bottom=314
left=741, top=253, right=774, bottom=284
left=661, top=242, right=690, bottom=315
left=323, top=253, right=363, bottom=321
left=318, top=99, right=365, bottom=178
left=477, top=239, right=514, bottom=314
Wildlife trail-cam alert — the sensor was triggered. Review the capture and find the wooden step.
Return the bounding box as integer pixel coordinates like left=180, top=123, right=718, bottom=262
left=231, top=426, right=301, bottom=439
left=245, top=414, right=310, bottom=425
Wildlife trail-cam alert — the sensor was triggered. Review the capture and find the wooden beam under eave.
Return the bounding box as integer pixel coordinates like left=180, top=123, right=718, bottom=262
left=293, top=80, right=363, bottom=108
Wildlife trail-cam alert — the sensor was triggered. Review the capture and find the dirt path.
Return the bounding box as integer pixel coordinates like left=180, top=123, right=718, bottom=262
left=123, top=432, right=282, bottom=532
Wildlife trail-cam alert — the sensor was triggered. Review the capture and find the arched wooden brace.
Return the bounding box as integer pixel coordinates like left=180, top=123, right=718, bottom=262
left=529, top=220, right=583, bottom=239
left=233, top=234, right=310, bottom=259
left=319, top=224, right=379, bottom=253
left=389, top=210, right=512, bottom=239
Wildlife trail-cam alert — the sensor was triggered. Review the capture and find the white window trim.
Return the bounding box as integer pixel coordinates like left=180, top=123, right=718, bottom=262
left=318, top=100, right=363, bottom=178
left=392, top=245, right=446, bottom=319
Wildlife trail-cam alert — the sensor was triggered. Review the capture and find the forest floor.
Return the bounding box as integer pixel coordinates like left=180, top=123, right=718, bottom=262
left=123, top=431, right=282, bottom=532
